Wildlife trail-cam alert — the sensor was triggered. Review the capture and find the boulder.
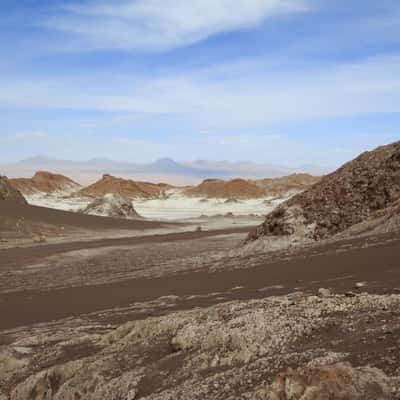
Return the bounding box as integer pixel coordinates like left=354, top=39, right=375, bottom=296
left=81, top=193, right=142, bottom=219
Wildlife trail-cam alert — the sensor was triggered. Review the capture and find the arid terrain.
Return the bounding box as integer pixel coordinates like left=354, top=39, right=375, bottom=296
left=3, top=0, right=400, bottom=397
left=1, top=142, right=400, bottom=399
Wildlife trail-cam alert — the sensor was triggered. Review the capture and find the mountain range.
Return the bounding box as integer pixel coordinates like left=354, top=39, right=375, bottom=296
left=0, top=156, right=330, bottom=185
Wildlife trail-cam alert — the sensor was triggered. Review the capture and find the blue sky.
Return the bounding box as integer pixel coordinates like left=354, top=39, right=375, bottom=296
left=0, top=0, right=399, bottom=166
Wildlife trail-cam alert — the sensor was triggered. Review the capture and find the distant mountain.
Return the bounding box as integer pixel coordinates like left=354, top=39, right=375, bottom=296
left=4, top=156, right=331, bottom=185
left=18, top=156, right=66, bottom=166
left=85, top=158, right=122, bottom=166
left=144, top=158, right=204, bottom=175
left=184, top=160, right=299, bottom=178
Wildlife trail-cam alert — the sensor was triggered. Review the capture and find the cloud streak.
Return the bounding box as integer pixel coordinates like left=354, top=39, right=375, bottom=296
left=1, top=55, right=400, bottom=129
left=0, top=131, right=48, bottom=144
left=43, top=0, right=310, bottom=51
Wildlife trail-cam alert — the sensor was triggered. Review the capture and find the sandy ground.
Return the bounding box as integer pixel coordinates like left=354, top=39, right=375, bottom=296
left=0, top=201, right=265, bottom=251
left=1, top=201, right=400, bottom=399
left=1, top=227, right=400, bottom=331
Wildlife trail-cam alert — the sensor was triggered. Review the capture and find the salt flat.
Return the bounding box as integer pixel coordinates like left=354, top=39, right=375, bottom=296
left=25, top=188, right=287, bottom=221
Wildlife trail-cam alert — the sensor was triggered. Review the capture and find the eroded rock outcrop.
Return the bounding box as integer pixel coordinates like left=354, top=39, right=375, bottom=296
left=185, top=178, right=267, bottom=199
left=81, top=193, right=143, bottom=219
left=4, top=292, right=400, bottom=399
left=247, top=141, right=400, bottom=245
left=184, top=174, right=319, bottom=200
left=0, top=176, right=27, bottom=204
left=10, top=171, right=81, bottom=195
left=79, top=174, right=170, bottom=199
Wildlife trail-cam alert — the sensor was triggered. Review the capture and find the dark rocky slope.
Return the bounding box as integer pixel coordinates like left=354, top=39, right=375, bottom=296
left=247, top=141, right=400, bottom=244
left=0, top=175, right=27, bottom=204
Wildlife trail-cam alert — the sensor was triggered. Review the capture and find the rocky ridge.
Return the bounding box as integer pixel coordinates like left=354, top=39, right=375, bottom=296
left=247, top=141, right=400, bottom=245
left=254, top=173, right=320, bottom=197
left=79, top=174, right=170, bottom=199
left=10, top=171, right=81, bottom=195
left=184, top=178, right=267, bottom=199
left=184, top=174, right=319, bottom=200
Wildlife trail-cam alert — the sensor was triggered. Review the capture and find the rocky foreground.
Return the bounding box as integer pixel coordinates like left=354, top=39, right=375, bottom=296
left=1, top=290, right=399, bottom=399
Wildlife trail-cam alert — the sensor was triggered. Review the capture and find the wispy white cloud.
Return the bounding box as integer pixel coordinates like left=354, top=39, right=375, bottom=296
left=42, top=0, right=310, bottom=51
left=1, top=55, right=400, bottom=129
left=0, top=131, right=48, bottom=144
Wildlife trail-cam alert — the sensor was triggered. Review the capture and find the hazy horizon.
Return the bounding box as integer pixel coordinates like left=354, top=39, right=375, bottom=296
left=0, top=153, right=332, bottom=186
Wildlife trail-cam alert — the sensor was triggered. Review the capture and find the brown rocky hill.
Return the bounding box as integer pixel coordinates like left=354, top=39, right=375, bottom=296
left=185, top=178, right=270, bottom=199
left=184, top=175, right=319, bottom=199
left=10, top=171, right=81, bottom=195
left=0, top=176, right=27, bottom=204
left=247, top=141, right=400, bottom=243
left=79, top=174, right=171, bottom=199
left=255, top=173, right=320, bottom=196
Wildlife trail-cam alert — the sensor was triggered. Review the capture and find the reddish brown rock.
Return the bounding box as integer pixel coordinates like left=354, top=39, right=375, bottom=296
left=10, top=171, right=81, bottom=195
left=79, top=174, right=170, bottom=199
left=0, top=175, right=27, bottom=204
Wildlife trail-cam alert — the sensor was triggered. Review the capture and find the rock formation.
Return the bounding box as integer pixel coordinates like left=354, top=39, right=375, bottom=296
left=10, top=171, right=81, bottom=195
left=185, top=178, right=270, bottom=199
left=0, top=175, right=27, bottom=204
left=255, top=173, right=320, bottom=197
left=81, top=193, right=142, bottom=219
left=185, top=174, right=319, bottom=200
left=79, top=174, right=169, bottom=199
left=3, top=292, right=400, bottom=399
left=247, top=141, right=400, bottom=244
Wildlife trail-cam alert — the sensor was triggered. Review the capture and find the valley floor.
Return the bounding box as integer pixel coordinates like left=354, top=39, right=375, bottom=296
left=25, top=188, right=281, bottom=221
left=1, top=220, right=400, bottom=398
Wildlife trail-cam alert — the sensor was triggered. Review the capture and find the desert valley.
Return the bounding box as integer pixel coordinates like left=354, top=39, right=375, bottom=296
left=2, top=1, right=400, bottom=398
left=0, top=141, right=400, bottom=399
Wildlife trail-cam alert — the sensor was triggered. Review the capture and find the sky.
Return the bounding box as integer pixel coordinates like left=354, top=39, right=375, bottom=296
left=0, top=0, right=400, bottom=167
